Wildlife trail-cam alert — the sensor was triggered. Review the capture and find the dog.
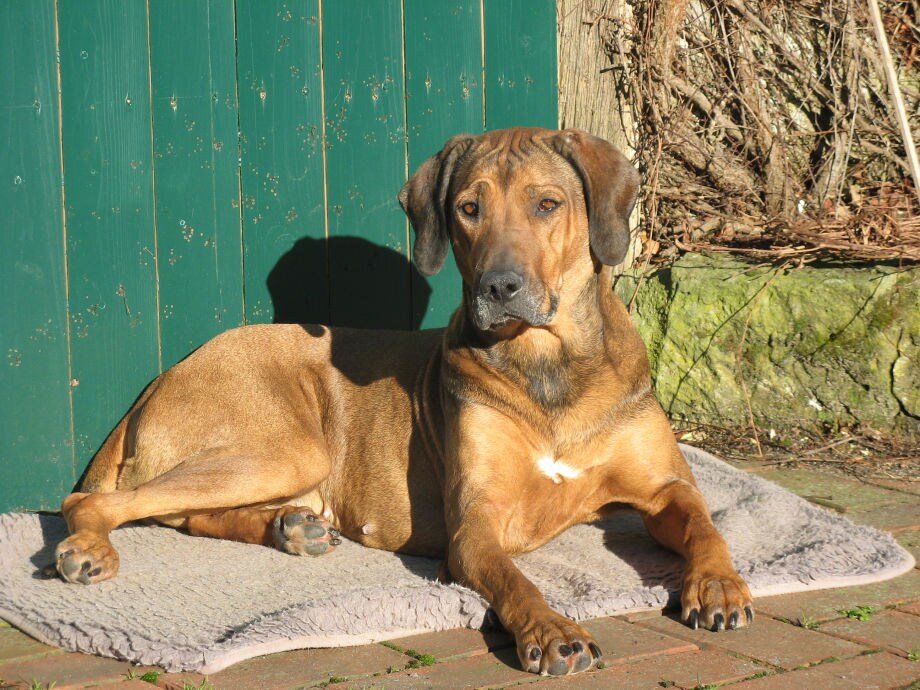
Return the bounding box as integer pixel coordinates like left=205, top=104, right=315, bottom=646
left=54, top=127, right=753, bottom=676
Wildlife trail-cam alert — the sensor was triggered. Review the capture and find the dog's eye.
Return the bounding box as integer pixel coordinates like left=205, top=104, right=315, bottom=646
left=537, top=199, right=559, bottom=214
left=459, top=201, right=479, bottom=218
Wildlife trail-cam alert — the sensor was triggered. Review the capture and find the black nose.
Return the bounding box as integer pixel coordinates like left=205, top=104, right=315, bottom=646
left=479, top=269, right=523, bottom=303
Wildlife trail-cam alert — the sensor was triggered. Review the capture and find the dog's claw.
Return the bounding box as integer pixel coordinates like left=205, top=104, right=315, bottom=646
left=729, top=611, right=739, bottom=630
left=714, top=612, right=725, bottom=631
left=529, top=647, right=542, bottom=661
left=688, top=609, right=700, bottom=630
left=745, top=606, right=754, bottom=624
left=589, top=642, right=603, bottom=660
left=558, top=644, right=573, bottom=658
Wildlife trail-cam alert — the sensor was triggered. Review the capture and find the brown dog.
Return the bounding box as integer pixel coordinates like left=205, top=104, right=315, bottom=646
left=55, top=127, right=753, bottom=676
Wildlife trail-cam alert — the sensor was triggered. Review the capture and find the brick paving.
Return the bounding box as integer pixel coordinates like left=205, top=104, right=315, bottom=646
left=1, top=465, right=918, bottom=690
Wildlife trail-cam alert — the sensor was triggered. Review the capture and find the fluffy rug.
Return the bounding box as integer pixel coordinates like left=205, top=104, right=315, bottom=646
left=0, top=445, right=912, bottom=673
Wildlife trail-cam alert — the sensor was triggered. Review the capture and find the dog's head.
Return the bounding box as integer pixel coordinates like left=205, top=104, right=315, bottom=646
left=399, top=128, right=639, bottom=332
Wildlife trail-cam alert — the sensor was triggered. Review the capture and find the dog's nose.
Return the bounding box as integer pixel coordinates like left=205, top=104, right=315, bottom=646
left=479, top=269, right=523, bottom=303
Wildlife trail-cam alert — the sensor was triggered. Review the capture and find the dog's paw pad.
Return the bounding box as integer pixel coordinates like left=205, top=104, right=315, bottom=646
left=273, top=508, right=341, bottom=556
left=55, top=537, right=118, bottom=585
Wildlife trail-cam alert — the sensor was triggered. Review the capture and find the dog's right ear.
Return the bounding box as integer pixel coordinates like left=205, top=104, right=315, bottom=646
left=399, top=134, right=475, bottom=277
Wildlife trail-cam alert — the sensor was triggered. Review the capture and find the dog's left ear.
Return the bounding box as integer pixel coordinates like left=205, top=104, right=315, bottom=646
left=399, top=134, right=475, bottom=277
left=553, top=129, right=640, bottom=266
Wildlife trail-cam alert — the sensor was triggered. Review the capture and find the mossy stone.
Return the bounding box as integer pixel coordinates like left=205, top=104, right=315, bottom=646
left=614, top=253, right=920, bottom=439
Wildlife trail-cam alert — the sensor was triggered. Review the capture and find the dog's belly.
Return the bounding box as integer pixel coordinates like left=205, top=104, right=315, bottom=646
left=323, top=420, right=447, bottom=557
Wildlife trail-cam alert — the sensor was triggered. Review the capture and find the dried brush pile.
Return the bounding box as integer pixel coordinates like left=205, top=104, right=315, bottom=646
left=606, top=0, right=920, bottom=263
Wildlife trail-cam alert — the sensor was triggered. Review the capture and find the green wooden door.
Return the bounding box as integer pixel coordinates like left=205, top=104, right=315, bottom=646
left=0, top=0, right=557, bottom=512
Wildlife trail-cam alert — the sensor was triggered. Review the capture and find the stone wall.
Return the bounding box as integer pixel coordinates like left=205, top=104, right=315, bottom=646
left=614, top=254, right=920, bottom=440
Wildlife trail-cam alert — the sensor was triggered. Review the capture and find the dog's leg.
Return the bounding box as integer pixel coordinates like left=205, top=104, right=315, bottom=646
left=447, top=513, right=601, bottom=676
left=640, top=478, right=754, bottom=631
left=185, top=506, right=342, bottom=556
left=56, top=444, right=330, bottom=584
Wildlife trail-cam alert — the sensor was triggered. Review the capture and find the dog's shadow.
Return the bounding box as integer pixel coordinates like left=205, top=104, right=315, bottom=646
left=268, top=235, right=432, bottom=330
left=30, top=512, right=69, bottom=580
left=595, top=508, right=685, bottom=610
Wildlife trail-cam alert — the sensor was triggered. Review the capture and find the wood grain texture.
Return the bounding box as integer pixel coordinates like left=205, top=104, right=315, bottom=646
left=58, top=0, right=161, bottom=476
left=237, top=0, right=326, bottom=325
left=483, top=0, right=558, bottom=130
left=149, top=0, right=244, bottom=369
left=0, top=0, right=74, bottom=509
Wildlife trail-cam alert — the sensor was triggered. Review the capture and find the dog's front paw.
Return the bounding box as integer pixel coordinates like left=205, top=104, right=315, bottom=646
left=55, top=533, right=119, bottom=585
left=681, top=569, right=754, bottom=631
left=516, top=614, right=602, bottom=676
left=272, top=507, right=341, bottom=556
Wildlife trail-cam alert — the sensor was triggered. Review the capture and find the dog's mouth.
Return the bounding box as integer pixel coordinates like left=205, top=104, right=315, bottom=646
left=472, top=291, right=558, bottom=332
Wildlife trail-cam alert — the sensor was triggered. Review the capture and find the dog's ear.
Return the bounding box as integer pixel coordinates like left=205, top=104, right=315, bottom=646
left=553, top=129, right=640, bottom=266
left=399, top=134, right=475, bottom=277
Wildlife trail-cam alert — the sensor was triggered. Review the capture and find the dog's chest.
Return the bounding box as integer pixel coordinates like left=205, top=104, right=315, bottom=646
left=534, top=455, right=583, bottom=484
left=489, top=450, right=609, bottom=553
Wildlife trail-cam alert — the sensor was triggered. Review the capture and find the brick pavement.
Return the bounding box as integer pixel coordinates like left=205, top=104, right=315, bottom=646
left=1, top=466, right=917, bottom=690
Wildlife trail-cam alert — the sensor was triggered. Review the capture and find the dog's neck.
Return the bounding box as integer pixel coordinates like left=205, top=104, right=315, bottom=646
left=450, top=270, right=618, bottom=410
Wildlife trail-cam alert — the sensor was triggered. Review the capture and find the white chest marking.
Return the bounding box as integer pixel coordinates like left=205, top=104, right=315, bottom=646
left=536, top=456, right=582, bottom=484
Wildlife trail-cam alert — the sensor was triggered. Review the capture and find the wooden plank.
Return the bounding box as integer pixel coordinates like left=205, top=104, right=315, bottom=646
left=236, top=0, right=326, bottom=325
left=58, top=0, right=160, bottom=472
left=149, top=0, right=244, bottom=369
left=483, top=0, right=558, bottom=130
left=0, top=0, right=74, bottom=510
left=322, top=1, right=411, bottom=329
left=404, top=0, right=484, bottom=329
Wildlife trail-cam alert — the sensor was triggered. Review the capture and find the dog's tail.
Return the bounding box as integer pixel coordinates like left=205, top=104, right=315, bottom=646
left=76, top=379, right=158, bottom=494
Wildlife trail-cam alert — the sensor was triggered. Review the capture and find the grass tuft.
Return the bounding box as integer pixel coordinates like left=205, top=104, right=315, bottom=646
left=840, top=605, right=876, bottom=621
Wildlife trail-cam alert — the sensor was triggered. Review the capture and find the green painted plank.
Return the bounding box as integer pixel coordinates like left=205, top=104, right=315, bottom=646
left=58, top=0, right=160, bottom=473
left=322, top=1, right=411, bottom=329
left=404, top=0, right=484, bottom=329
left=483, top=0, right=558, bottom=130
left=149, top=0, right=244, bottom=368
left=0, top=1, right=74, bottom=510
left=236, top=0, right=326, bottom=325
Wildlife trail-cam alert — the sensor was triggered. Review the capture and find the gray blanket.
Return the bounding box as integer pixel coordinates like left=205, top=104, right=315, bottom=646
left=0, top=445, right=912, bottom=673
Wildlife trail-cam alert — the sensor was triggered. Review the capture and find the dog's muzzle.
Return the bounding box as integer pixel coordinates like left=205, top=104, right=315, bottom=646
left=472, top=269, right=557, bottom=331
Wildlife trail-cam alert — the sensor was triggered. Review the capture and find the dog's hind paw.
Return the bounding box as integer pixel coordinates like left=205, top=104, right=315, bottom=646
left=272, top=507, right=341, bottom=556
left=55, top=534, right=119, bottom=585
